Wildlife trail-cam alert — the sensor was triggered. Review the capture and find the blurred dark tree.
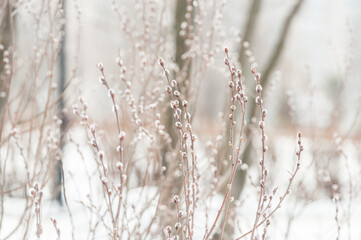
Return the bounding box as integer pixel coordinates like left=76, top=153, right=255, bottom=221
left=55, top=0, right=67, bottom=205
left=0, top=1, right=13, bottom=141
left=160, top=0, right=195, bottom=204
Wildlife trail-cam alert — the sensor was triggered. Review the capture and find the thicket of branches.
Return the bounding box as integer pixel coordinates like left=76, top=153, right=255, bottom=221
left=0, top=1, right=359, bottom=239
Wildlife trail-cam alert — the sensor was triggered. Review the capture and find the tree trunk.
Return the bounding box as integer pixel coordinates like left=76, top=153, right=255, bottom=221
left=55, top=0, right=67, bottom=205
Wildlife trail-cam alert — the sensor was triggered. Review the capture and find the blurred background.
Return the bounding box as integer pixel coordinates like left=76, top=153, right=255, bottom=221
left=1, top=0, right=361, bottom=239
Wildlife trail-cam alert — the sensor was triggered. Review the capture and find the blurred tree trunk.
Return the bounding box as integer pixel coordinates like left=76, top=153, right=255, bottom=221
left=0, top=1, right=13, bottom=232
left=164, top=0, right=193, bottom=151
left=54, top=0, right=67, bottom=204
left=160, top=0, right=194, bottom=205
left=239, top=0, right=262, bottom=65
left=174, top=0, right=193, bottom=95
left=0, top=1, right=12, bottom=139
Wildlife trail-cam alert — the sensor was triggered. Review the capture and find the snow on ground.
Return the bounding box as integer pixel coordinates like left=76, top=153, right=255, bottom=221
left=1, top=129, right=361, bottom=239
